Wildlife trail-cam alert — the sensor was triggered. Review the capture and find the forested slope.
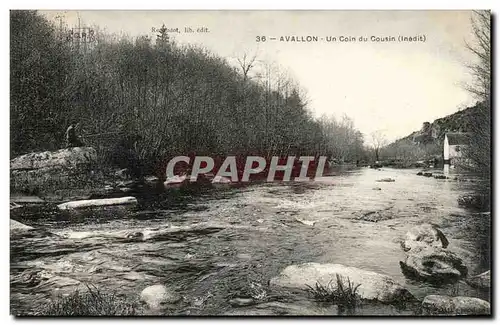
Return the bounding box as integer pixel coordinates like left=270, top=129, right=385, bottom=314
left=11, top=11, right=367, bottom=177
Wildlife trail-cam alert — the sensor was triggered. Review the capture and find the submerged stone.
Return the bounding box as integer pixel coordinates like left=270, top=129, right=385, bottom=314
left=358, top=210, right=392, bottom=222
left=229, top=298, right=256, bottom=307
left=422, top=295, right=490, bottom=315
left=376, top=178, right=395, bottom=182
left=225, top=301, right=339, bottom=316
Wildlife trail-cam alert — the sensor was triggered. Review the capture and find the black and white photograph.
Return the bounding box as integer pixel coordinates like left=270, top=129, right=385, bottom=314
left=9, top=9, right=492, bottom=316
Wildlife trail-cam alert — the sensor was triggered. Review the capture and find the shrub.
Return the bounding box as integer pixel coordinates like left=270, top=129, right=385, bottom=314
left=304, top=274, right=361, bottom=310
left=43, top=284, right=138, bottom=316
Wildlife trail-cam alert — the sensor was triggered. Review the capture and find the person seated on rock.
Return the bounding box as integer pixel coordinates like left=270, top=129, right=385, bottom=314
left=65, top=122, right=85, bottom=148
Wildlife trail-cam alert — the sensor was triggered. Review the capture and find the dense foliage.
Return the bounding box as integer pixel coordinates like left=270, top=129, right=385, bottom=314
left=10, top=11, right=367, bottom=177
left=463, top=11, right=491, bottom=180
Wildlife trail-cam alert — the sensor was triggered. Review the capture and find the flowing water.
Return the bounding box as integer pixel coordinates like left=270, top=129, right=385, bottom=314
left=10, top=167, right=491, bottom=316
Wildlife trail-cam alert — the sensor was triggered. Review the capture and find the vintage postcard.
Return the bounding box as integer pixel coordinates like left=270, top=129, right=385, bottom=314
left=10, top=10, right=491, bottom=316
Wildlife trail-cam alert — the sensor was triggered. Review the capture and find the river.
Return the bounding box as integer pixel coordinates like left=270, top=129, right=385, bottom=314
left=10, top=167, right=491, bottom=316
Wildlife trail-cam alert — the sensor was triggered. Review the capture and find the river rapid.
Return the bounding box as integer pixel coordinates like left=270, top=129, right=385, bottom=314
left=10, top=167, right=491, bottom=316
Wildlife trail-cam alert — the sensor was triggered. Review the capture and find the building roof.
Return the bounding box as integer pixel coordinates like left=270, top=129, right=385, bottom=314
left=446, top=132, right=470, bottom=145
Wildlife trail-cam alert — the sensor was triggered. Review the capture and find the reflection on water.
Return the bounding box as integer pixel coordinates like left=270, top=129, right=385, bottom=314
left=10, top=167, right=491, bottom=315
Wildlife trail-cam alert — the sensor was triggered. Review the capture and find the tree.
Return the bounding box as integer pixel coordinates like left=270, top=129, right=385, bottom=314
left=236, top=51, right=258, bottom=82
left=465, top=10, right=490, bottom=100
left=370, top=130, right=387, bottom=162
left=10, top=10, right=72, bottom=156
left=463, top=10, right=491, bottom=179
left=155, top=24, right=170, bottom=46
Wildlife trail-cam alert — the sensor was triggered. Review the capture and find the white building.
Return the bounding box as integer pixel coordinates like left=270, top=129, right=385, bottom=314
left=444, top=132, right=470, bottom=166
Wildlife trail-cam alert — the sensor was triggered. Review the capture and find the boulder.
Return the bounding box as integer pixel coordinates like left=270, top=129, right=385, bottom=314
left=465, top=270, right=490, bottom=289
left=57, top=196, right=138, bottom=210
left=10, top=219, right=33, bottom=232
left=416, top=172, right=423, bottom=176
left=376, top=178, right=395, bottom=182
left=10, top=147, right=97, bottom=195
left=144, top=175, right=160, bottom=186
left=415, top=161, right=426, bottom=168
left=422, top=295, right=490, bottom=315
left=402, top=224, right=449, bottom=252
left=114, top=168, right=130, bottom=179
left=10, top=147, right=97, bottom=170
left=211, top=175, right=233, bottom=184
left=164, top=175, right=187, bottom=187
left=270, top=263, right=414, bottom=303
left=400, top=247, right=467, bottom=283
left=423, top=172, right=433, bottom=177
left=10, top=219, right=56, bottom=239
left=140, top=284, right=181, bottom=309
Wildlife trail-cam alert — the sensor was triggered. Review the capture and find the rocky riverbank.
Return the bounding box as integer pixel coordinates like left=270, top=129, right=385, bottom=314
left=10, top=202, right=490, bottom=316
left=10, top=151, right=490, bottom=316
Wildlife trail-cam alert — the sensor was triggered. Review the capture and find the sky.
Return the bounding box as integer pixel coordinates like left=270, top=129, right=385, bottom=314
left=41, top=10, right=479, bottom=142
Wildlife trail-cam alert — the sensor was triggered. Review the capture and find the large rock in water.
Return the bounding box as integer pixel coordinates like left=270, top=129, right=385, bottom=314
left=57, top=196, right=138, bottom=210
left=10, top=147, right=97, bottom=195
left=399, top=247, right=467, bottom=283
left=140, top=284, right=181, bottom=310
left=402, top=224, right=449, bottom=252
left=422, top=295, right=490, bottom=315
left=10, top=219, right=56, bottom=239
left=10, top=147, right=97, bottom=170
left=10, top=219, right=33, bottom=232
left=163, top=175, right=188, bottom=187
left=270, top=263, right=414, bottom=303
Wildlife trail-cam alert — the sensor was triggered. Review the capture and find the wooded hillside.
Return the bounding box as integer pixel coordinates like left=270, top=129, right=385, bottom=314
left=10, top=11, right=367, bottom=177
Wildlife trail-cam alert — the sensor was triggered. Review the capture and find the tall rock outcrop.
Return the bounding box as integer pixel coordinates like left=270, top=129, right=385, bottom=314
left=10, top=147, right=97, bottom=196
